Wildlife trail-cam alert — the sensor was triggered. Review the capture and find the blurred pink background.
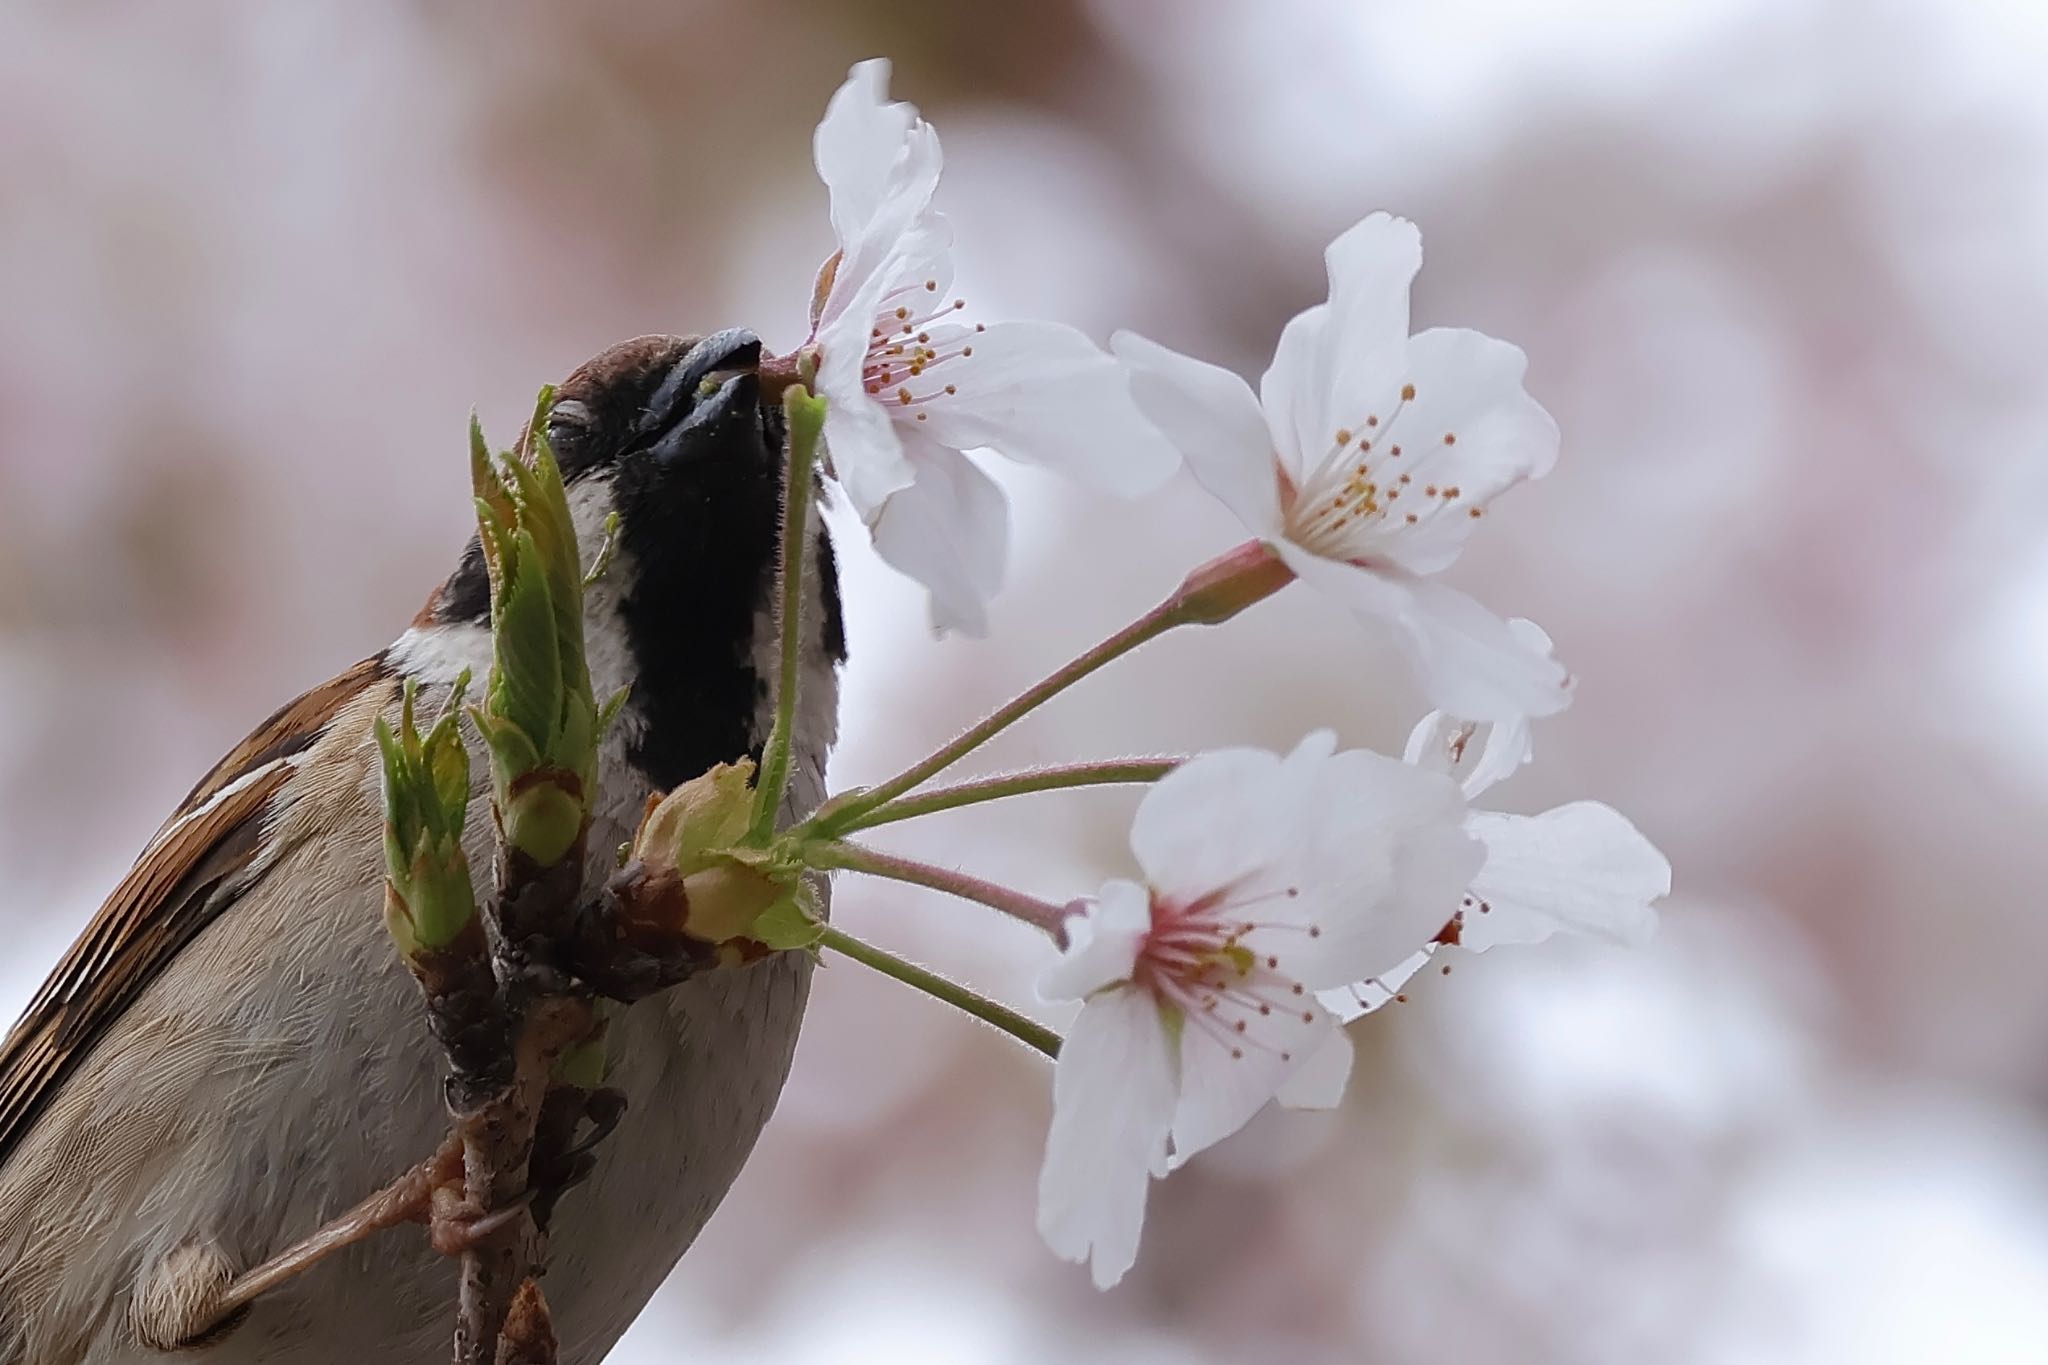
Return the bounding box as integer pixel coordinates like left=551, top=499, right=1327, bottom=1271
left=4, top=2, right=2046, bottom=1361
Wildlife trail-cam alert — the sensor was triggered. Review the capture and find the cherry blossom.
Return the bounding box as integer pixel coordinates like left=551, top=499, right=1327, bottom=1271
left=807, top=59, right=1178, bottom=634
left=1035, top=733, right=1481, bottom=1288
left=1323, top=688, right=1670, bottom=1018
left=1114, top=212, right=1571, bottom=723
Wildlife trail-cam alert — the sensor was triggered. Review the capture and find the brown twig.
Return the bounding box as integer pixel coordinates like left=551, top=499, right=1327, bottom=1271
left=450, top=829, right=599, bottom=1365
left=450, top=994, right=592, bottom=1364
left=499, top=1280, right=560, bottom=1365
left=410, top=919, right=517, bottom=1115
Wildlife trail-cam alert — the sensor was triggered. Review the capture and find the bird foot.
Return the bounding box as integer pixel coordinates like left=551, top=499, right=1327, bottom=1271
left=527, top=1085, right=628, bottom=1229
left=428, top=1186, right=538, bottom=1257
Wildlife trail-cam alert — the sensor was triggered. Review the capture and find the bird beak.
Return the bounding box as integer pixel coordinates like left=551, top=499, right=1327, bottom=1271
left=637, top=329, right=765, bottom=468
left=637, top=329, right=763, bottom=440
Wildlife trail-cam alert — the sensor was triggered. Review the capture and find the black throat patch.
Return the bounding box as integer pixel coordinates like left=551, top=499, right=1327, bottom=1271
left=432, top=332, right=848, bottom=793
left=612, top=397, right=783, bottom=790
left=434, top=386, right=847, bottom=793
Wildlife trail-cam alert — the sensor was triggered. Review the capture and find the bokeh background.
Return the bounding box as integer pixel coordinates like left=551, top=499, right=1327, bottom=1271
left=4, top=1, right=2047, bottom=1361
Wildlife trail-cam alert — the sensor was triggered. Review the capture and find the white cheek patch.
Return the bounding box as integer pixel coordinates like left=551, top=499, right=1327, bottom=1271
left=569, top=475, right=641, bottom=725
left=389, top=473, right=622, bottom=691
left=385, top=622, right=493, bottom=685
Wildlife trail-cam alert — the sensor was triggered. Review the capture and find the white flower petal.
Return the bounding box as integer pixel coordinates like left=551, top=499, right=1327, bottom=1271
left=867, top=433, right=1010, bottom=636
left=1128, top=746, right=1298, bottom=908
left=819, top=379, right=916, bottom=516
left=1350, top=327, right=1560, bottom=576
left=1465, top=802, right=1669, bottom=950
left=1274, top=727, right=1340, bottom=787
left=887, top=210, right=956, bottom=306
left=814, top=60, right=940, bottom=263
left=1112, top=330, right=1282, bottom=536
left=1169, top=987, right=1337, bottom=1164
left=1465, top=721, right=1531, bottom=794
left=1398, top=579, right=1573, bottom=724
left=1320, top=801, right=1667, bottom=1018
left=1039, top=879, right=1151, bottom=1003
left=1401, top=620, right=1546, bottom=799
left=1037, top=986, right=1177, bottom=1290
left=811, top=62, right=946, bottom=366
left=814, top=61, right=909, bottom=241
left=1508, top=616, right=1557, bottom=658
left=814, top=140, right=945, bottom=339
left=1401, top=709, right=1466, bottom=775
left=1321, top=212, right=1424, bottom=396
left=1263, top=213, right=1421, bottom=476
left=1276, top=749, right=1480, bottom=990
left=1316, top=949, right=1433, bottom=1022
left=1270, top=546, right=1569, bottom=724
left=1274, top=1026, right=1354, bottom=1110
left=1258, top=302, right=1328, bottom=473
left=906, top=321, right=1180, bottom=498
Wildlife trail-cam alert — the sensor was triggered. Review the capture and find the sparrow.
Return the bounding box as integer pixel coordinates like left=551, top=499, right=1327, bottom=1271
left=0, top=329, right=846, bottom=1364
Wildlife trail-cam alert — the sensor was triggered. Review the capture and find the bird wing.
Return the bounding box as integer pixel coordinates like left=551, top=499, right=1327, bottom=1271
left=0, top=653, right=390, bottom=1166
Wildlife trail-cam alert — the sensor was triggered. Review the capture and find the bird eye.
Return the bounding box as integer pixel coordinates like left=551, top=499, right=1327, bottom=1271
left=547, top=398, right=595, bottom=449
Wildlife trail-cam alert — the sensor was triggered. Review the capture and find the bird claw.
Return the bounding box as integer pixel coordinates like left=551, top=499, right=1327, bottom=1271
left=561, top=1087, right=628, bottom=1166
left=526, top=1086, right=629, bottom=1230
left=428, top=1087, right=627, bottom=1255
left=428, top=1186, right=537, bottom=1258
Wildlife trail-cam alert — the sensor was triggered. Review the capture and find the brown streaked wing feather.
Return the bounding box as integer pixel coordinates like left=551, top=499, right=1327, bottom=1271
left=0, top=655, right=389, bottom=1165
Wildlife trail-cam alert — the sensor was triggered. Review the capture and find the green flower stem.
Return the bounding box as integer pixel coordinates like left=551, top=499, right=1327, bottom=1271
left=836, top=758, right=1183, bottom=833
left=750, top=387, right=827, bottom=844
left=803, top=838, right=1073, bottom=937
left=807, top=539, right=1292, bottom=836
left=818, top=925, right=1061, bottom=1060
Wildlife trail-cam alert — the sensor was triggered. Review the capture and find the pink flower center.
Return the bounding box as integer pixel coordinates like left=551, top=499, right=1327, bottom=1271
left=1137, top=883, right=1322, bottom=1063
left=860, top=277, right=988, bottom=422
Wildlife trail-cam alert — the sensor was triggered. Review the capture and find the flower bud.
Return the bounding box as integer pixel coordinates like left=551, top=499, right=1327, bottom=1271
left=676, top=861, right=788, bottom=946
left=375, top=676, right=480, bottom=960
left=467, top=390, right=620, bottom=870
left=632, top=758, right=756, bottom=876
left=623, top=757, right=804, bottom=951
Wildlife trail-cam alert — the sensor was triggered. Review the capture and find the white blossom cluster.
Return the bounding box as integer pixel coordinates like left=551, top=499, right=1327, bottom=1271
left=800, top=60, right=1670, bottom=1290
